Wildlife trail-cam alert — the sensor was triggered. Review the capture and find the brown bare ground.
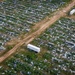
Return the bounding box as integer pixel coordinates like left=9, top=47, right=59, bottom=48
left=66, top=15, right=75, bottom=19
left=0, top=0, right=4, bottom=2
left=0, top=0, right=75, bottom=63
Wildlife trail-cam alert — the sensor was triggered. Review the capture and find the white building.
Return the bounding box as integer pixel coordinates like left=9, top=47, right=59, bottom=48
left=27, top=44, right=40, bottom=53
left=70, top=9, right=75, bottom=15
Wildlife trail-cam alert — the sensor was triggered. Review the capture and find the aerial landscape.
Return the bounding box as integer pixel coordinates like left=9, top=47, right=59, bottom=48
left=0, top=0, right=75, bottom=75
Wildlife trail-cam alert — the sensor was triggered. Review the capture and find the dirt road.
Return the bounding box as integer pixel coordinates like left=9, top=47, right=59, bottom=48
left=0, top=0, right=75, bottom=63
left=66, top=15, right=75, bottom=19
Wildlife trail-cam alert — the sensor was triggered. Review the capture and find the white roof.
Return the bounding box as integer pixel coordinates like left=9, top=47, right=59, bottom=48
left=27, top=44, right=40, bottom=53
left=70, top=9, right=75, bottom=15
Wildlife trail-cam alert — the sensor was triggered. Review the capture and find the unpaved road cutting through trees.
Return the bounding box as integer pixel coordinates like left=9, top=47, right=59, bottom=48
left=0, top=0, right=75, bottom=63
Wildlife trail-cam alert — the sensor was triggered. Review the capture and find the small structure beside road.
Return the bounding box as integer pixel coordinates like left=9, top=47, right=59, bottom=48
left=27, top=44, right=40, bottom=53
left=70, top=9, right=75, bottom=15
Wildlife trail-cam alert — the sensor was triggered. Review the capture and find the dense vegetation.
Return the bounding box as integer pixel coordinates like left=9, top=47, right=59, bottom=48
left=0, top=0, right=70, bottom=50
left=0, top=0, right=74, bottom=75
left=0, top=18, right=75, bottom=75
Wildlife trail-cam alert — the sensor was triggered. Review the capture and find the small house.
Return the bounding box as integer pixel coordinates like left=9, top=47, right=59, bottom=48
left=70, top=9, right=75, bottom=15
left=27, top=44, right=40, bottom=53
